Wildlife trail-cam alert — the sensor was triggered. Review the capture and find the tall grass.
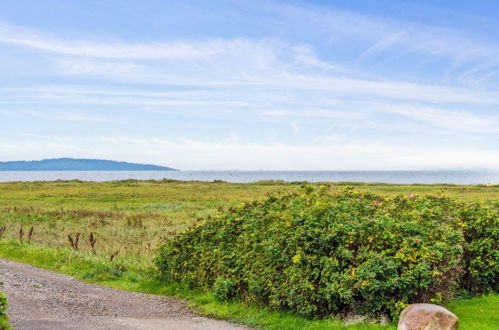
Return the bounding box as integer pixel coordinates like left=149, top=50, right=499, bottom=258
left=0, top=180, right=497, bottom=266
left=0, top=180, right=497, bottom=329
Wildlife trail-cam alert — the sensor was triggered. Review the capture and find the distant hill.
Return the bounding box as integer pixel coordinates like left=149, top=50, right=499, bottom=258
left=0, top=158, right=177, bottom=171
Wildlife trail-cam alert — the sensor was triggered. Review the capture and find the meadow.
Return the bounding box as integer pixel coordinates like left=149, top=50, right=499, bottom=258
left=0, top=180, right=498, bottom=329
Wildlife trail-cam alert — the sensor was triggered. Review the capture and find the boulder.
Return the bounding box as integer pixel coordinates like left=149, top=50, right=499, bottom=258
left=342, top=313, right=389, bottom=326
left=398, top=304, right=458, bottom=330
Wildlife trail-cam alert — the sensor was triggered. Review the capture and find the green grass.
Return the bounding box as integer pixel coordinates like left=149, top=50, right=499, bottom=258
left=0, top=290, right=10, bottom=330
left=0, top=180, right=497, bottom=329
left=447, top=295, right=499, bottom=330
left=0, top=240, right=394, bottom=329
left=0, top=316, right=10, bottom=330
left=0, top=180, right=497, bottom=263
left=1, top=240, right=496, bottom=329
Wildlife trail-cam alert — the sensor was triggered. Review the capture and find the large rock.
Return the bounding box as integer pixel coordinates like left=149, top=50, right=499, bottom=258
left=398, top=303, right=458, bottom=330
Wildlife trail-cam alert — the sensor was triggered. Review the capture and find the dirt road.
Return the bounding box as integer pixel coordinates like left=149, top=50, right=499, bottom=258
left=0, top=259, right=247, bottom=330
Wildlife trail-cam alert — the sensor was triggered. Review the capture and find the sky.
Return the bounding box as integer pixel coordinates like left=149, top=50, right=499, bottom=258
left=0, top=0, right=498, bottom=170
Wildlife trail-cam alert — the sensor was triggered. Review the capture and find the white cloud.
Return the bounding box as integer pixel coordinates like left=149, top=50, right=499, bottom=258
left=265, top=1, right=499, bottom=86
left=59, top=113, right=122, bottom=124
left=2, top=20, right=499, bottom=108
left=259, top=109, right=366, bottom=119
left=381, top=104, right=499, bottom=133
left=0, top=21, right=221, bottom=59
left=1, top=6, right=499, bottom=171
left=2, top=135, right=498, bottom=170
left=280, top=2, right=499, bottom=65
left=54, top=57, right=143, bottom=75
left=361, top=31, right=409, bottom=57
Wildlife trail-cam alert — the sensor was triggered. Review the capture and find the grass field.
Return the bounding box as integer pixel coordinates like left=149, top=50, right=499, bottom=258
left=1, top=180, right=497, bottom=263
left=0, top=180, right=498, bottom=329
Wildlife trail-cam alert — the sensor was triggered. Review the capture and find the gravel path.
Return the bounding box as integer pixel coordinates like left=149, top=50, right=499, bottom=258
left=0, top=259, right=247, bottom=330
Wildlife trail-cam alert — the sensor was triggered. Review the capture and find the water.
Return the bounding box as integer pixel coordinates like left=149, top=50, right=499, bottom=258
left=0, top=170, right=497, bottom=184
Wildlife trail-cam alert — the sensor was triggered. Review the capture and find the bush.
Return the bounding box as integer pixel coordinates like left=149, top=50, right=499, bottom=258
left=213, top=277, right=237, bottom=301
left=0, top=290, right=10, bottom=330
left=156, top=187, right=498, bottom=319
left=458, top=200, right=498, bottom=295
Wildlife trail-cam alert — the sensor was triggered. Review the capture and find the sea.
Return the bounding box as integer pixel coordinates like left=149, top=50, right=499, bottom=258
left=0, top=170, right=498, bottom=184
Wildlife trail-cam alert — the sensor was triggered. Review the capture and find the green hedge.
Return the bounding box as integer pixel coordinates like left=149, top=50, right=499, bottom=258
left=156, top=187, right=498, bottom=319
left=459, top=200, right=499, bottom=295
left=0, top=290, right=10, bottom=330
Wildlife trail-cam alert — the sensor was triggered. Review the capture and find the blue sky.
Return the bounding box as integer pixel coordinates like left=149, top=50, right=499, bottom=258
left=0, top=0, right=498, bottom=170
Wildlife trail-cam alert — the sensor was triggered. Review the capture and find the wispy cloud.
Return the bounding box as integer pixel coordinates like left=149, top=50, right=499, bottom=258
left=259, top=109, right=366, bottom=119
left=2, top=20, right=499, bottom=106
left=296, top=3, right=499, bottom=65
left=267, top=2, right=499, bottom=86
left=361, top=31, right=409, bottom=57
left=0, top=21, right=222, bottom=59
left=59, top=113, right=122, bottom=124
left=3, top=134, right=498, bottom=170
left=381, top=104, right=499, bottom=133
left=1, top=0, right=498, bottom=170
left=54, top=57, right=143, bottom=75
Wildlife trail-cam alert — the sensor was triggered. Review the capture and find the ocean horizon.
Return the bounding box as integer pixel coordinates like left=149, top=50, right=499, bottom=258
left=0, top=170, right=498, bottom=185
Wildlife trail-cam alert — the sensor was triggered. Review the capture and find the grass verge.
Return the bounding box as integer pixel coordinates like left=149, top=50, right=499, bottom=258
left=0, top=240, right=394, bottom=329
left=1, top=240, right=497, bottom=329
left=447, top=295, right=499, bottom=330
left=0, top=317, right=10, bottom=330
left=0, top=290, right=10, bottom=330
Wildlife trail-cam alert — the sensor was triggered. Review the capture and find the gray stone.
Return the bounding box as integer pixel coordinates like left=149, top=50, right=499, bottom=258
left=398, top=303, right=458, bottom=330
left=343, top=313, right=389, bottom=326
